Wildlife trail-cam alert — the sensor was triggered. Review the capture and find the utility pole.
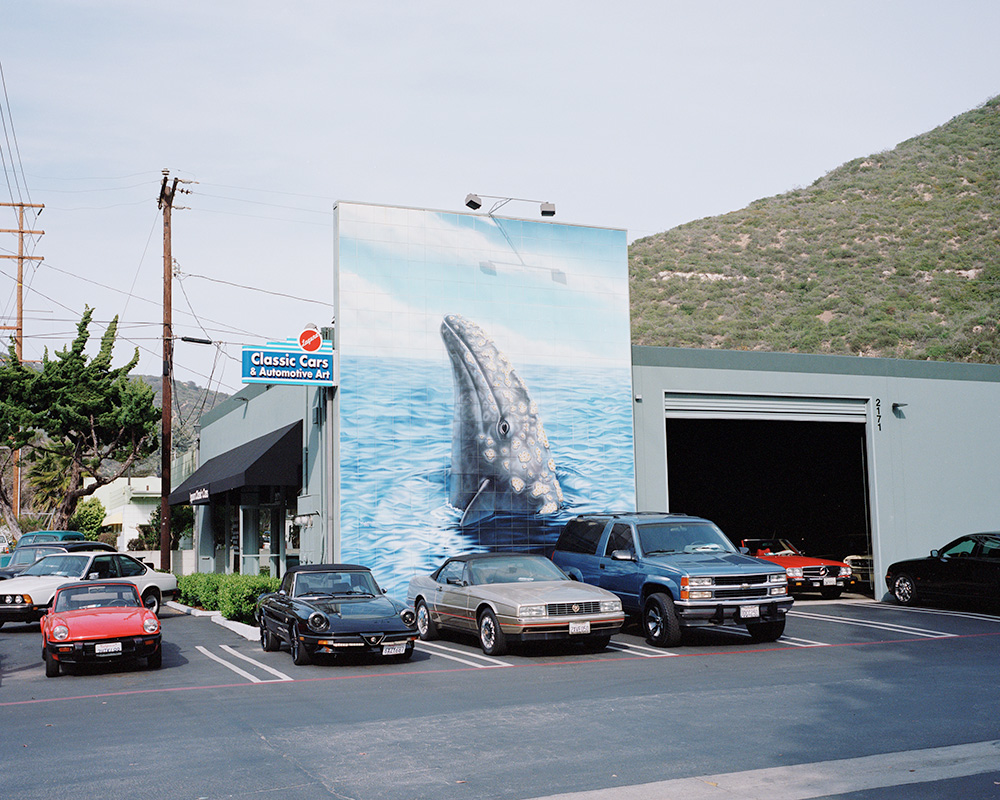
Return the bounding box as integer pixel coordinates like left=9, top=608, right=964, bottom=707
left=157, top=171, right=191, bottom=571
left=0, top=202, right=44, bottom=520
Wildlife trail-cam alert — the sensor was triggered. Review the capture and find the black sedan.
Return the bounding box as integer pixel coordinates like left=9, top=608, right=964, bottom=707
left=256, top=564, right=418, bottom=665
left=886, top=532, right=1000, bottom=610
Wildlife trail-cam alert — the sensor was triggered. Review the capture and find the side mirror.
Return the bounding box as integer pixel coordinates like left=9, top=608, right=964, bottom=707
left=611, top=549, right=635, bottom=562
left=739, top=546, right=750, bottom=555
left=446, top=577, right=463, bottom=586
left=87, top=572, right=99, bottom=581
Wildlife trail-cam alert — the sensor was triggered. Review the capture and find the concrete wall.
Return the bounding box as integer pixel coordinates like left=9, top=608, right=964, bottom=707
left=631, top=346, right=1000, bottom=597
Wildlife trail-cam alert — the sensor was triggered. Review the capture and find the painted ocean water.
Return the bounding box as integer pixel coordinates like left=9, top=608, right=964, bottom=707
left=338, top=355, right=636, bottom=599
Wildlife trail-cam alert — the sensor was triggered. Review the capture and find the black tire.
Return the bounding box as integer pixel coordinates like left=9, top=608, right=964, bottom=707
left=892, top=573, right=918, bottom=606
left=415, top=599, right=438, bottom=641
left=147, top=647, right=162, bottom=669
left=289, top=626, right=311, bottom=666
left=747, top=618, right=786, bottom=642
left=142, top=589, right=161, bottom=616
left=820, top=586, right=843, bottom=600
left=44, top=649, right=60, bottom=678
left=260, top=618, right=279, bottom=652
left=478, top=608, right=508, bottom=656
left=643, top=592, right=682, bottom=647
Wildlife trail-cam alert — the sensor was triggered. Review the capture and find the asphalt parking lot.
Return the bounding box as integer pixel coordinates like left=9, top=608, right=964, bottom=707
left=3, top=594, right=1000, bottom=800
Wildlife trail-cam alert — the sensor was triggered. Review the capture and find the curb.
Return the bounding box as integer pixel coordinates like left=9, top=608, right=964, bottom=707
left=165, top=600, right=258, bottom=641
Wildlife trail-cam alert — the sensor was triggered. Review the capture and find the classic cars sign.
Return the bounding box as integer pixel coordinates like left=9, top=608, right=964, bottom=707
left=242, top=333, right=338, bottom=387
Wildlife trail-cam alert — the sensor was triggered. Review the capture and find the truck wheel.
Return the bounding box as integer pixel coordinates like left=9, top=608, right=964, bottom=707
left=643, top=593, right=682, bottom=647
left=747, top=619, right=785, bottom=642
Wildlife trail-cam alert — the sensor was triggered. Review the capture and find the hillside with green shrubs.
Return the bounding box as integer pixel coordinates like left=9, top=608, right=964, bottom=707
left=629, top=95, right=1000, bottom=363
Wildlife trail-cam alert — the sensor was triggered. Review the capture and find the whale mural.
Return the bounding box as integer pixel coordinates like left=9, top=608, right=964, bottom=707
left=441, top=314, right=563, bottom=527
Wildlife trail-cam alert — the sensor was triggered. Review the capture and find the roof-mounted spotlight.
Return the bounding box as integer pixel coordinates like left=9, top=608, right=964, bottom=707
left=465, top=193, right=556, bottom=218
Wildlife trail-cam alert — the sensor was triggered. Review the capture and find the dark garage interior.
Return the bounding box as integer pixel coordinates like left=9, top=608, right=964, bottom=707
left=665, top=418, right=872, bottom=580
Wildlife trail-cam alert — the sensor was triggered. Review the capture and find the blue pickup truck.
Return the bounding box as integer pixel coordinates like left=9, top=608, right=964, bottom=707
left=551, top=512, right=793, bottom=646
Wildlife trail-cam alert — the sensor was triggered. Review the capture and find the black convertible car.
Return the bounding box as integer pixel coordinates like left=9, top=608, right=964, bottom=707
left=886, top=532, right=1000, bottom=611
left=256, top=564, right=417, bottom=665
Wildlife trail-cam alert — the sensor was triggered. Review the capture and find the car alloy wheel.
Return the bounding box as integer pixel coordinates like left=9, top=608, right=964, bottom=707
left=643, top=592, right=682, bottom=647
left=893, top=574, right=917, bottom=606
left=415, top=599, right=437, bottom=641
left=260, top=619, right=279, bottom=651
left=478, top=609, right=507, bottom=656
left=142, top=589, right=161, bottom=616
left=289, top=626, right=311, bottom=666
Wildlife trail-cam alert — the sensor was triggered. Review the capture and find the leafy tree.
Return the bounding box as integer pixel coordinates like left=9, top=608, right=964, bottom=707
left=67, top=496, right=107, bottom=540
left=0, top=308, right=159, bottom=535
left=132, top=504, right=191, bottom=551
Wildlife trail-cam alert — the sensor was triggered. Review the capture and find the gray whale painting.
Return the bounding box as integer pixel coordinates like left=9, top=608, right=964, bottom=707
left=441, top=314, right=563, bottom=526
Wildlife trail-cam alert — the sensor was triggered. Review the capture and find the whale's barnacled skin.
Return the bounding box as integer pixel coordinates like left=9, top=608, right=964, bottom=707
left=441, top=314, right=563, bottom=526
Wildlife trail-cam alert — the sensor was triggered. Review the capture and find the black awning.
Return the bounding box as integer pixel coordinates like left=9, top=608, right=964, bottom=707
left=168, top=421, right=302, bottom=505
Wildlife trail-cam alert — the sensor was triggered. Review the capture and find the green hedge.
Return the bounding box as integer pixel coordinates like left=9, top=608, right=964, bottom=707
left=177, top=572, right=280, bottom=625
left=218, top=574, right=281, bottom=625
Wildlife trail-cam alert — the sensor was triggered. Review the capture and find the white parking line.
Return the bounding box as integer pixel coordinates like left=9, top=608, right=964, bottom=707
left=195, top=645, right=265, bottom=683
left=879, top=605, right=1000, bottom=623
left=781, top=636, right=830, bottom=647
left=607, top=641, right=679, bottom=657
left=219, top=645, right=293, bottom=681
left=415, top=641, right=512, bottom=668
left=789, top=610, right=955, bottom=638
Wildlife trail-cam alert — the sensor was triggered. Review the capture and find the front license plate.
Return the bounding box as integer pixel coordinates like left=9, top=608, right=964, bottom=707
left=823, top=577, right=836, bottom=585
left=741, top=605, right=760, bottom=619
left=381, top=642, right=406, bottom=656
left=569, top=621, right=591, bottom=635
left=95, top=642, right=122, bottom=656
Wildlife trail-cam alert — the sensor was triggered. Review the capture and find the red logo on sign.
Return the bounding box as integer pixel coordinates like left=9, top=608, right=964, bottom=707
left=299, top=329, right=322, bottom=352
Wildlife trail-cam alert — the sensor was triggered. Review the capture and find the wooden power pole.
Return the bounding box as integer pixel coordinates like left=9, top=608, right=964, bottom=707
left=0, top=201, right=44, bottom=519
left=158, top=172, right=180, bottom=571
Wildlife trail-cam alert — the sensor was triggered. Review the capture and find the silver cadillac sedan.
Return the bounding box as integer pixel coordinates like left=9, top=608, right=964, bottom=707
left=406, top=553, right=624, bottom=655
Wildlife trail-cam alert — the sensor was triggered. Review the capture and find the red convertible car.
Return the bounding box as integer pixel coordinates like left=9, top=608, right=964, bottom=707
left=41, top=581, right=162, bottom=677
left=741, top=538, right=853, bottom=599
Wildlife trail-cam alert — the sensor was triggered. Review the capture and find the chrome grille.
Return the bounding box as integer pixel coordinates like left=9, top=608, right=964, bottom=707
left=714, top=587, right=771, bottom=600
left=546, top=601, right=601, bottom=616
left=714, top=574, right=770, bottom=586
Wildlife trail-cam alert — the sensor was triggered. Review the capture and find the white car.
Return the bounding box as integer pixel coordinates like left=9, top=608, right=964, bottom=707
left=0, top=550, right=178, bottom=628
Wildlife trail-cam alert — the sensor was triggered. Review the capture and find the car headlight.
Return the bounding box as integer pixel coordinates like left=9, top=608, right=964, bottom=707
left=143, top=618, right=159, bottom=634
left=518, top=604, right=546, bottom=618
left=786, top=567, right=803, bottom=578
left=768, top=573, right=787, bottom=584
left=306, top=612, right=328, bottom=632
left=53, top=625, right=69, bottom=641
left=839, top=566, right=852, bottom=577
left=688, top=577, right=713, bottom=588
left=770, top=586, right=788, bottom=596
left=600, top=599, right=622, bottom=613
left=400, top=608, right=416, bottom=627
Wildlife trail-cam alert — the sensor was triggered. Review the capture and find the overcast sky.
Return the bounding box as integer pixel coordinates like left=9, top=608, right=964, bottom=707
left=2, top=1, right=999, bottom=393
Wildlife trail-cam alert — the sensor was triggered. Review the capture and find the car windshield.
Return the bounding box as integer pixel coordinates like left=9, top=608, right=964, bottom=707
left=53, top=584, right=141, bottom=612
left=21, top=554, right=91, bottom=578
left=11, top=546, right=60, bottom=566
left=467, top=556, right=567, bottom=584
left=637, top=522, right=738, bottom=555
left=743, top=538, right=801, bottom=556
left=293, top=571, right=379, bottom=597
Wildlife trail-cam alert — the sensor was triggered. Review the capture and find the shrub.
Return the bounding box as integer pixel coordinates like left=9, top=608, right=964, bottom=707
left=217, top=574, right=281, bottom=625
left=178, top=572, right=224, bottom=611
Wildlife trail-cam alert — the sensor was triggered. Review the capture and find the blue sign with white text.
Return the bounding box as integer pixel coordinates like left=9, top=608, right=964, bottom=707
left=242, top=340, right=338, bottom=387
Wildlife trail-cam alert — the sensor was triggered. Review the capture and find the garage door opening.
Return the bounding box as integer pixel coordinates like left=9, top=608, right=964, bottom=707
left=665, top=417, right=873, bottom=593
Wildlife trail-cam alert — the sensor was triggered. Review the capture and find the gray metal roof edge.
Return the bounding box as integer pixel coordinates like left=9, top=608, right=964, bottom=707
left=200, top=383, right=270, bottom=426
left=630, top=345, right=1000, bottom=383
